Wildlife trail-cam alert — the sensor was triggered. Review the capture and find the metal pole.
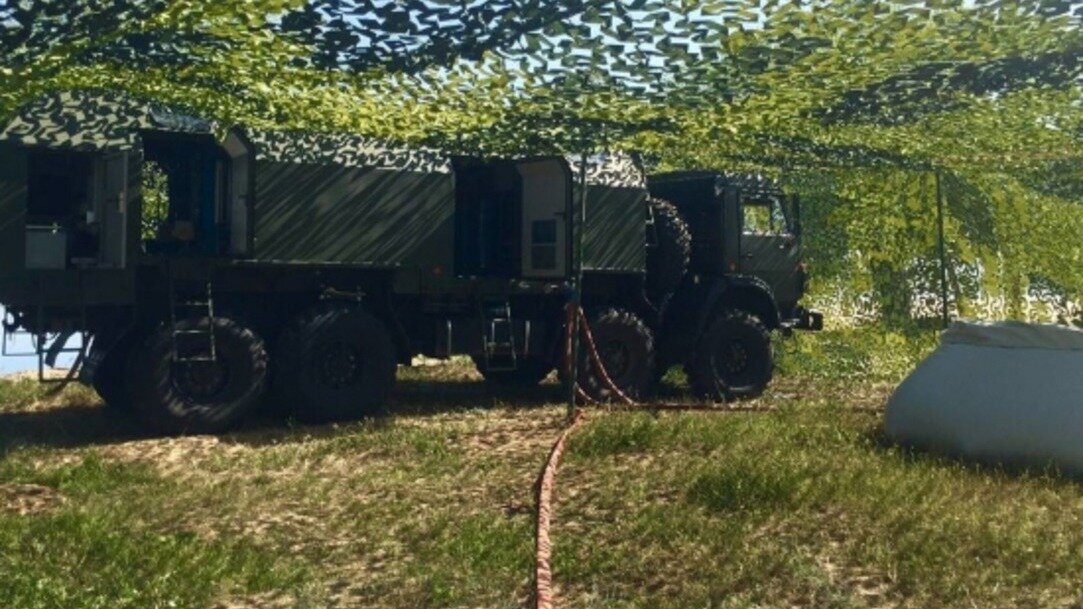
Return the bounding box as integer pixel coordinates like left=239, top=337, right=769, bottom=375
left=567, top=153, right=589, bottom=420
left=935, top=170, right=950, bottom=329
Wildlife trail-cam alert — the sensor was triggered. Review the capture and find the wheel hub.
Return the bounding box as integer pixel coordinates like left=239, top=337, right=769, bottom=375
left=716, top=339, right=750, bottom=376
left=173, top=361, right=230, bottom=401
left=320, top=341, right=364, bottom=388
left=600, top=340, right=632, bottom=380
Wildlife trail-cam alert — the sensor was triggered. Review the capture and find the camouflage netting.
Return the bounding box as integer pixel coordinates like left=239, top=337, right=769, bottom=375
left=0, top=0, right=1080, bottom=325
left=245, top=129, right=453, bottom=174
left=0, top=90, right=212, bottom=151
left=570, top=153, right=648, bottom=190
left=1, top=91, right=648, bottom=185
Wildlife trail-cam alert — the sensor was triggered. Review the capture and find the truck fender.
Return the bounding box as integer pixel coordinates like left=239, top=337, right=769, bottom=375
left=656, top=274, right=780, bottom=370
left=698, top=275, right=781, bottom=332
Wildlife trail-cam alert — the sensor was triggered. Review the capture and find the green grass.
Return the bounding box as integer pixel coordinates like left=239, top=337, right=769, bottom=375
left=561, top=408, right=1081, bottom=608
left=0, top=454, right=310, bottom=609
left=0, top=378, right=52, bottom=411
left=0, top=327, right=1079, bottom=608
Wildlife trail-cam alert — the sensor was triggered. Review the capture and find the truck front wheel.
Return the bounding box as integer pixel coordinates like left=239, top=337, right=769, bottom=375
left=685, top=309, right=773, bottom=401
left=273, top=303, right=397, bottom=423
left=127, top=318, right=270, bottom=434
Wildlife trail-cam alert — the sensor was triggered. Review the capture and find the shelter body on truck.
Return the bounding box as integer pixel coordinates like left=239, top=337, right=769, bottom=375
left=0, top=92, right=820, bottom=434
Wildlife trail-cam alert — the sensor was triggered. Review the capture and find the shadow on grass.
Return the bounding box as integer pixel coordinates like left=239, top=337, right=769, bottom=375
left=0, top=401, right=151, bottom=455
left=0, top=378, right=564, bottom=454
left=390, top=378, right=563, bottom=413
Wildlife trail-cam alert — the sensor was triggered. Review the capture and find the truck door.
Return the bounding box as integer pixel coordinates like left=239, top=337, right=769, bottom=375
left=738, top=193, right=802, bottom=312
left=517, top=159, right=572, bottom=279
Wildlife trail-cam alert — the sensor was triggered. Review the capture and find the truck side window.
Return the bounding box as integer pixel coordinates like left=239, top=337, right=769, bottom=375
left=742, top=201, right=774, bottom=235
left=742, top=197, right=789, bottom=236
left=141, top=160, right=169, bottom=243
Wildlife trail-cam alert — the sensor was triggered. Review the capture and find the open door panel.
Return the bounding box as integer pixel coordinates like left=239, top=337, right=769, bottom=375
left=517, top=158, right=572, bottom=280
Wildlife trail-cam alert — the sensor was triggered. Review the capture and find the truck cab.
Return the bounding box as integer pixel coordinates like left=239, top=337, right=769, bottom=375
left=648, top=171, right=820, bottom=329
left=646, top=171, right=822, bottom=401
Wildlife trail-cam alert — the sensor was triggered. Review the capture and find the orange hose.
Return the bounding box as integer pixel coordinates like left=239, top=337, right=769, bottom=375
left=534, top=304, right=793, bottom=608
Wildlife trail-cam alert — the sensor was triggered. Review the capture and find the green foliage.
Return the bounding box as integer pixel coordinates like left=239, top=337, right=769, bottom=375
left=775, top=326, right=940, bottom=383
left=139, top=160, right=169, bottom=242
left=1, top=1, right=1080, bottom=321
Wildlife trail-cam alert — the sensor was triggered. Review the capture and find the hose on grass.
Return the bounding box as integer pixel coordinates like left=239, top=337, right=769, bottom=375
left=533, top=304, right=882, bottom=608
left=535, top=304, right=768, bottom=608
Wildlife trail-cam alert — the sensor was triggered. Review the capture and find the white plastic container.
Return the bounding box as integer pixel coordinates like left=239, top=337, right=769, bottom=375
left=885, top=321, right=1083, bottom=476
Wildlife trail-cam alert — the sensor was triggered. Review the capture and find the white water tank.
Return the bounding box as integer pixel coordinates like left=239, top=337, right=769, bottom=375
left=886, top=321, right=1083, bottom=476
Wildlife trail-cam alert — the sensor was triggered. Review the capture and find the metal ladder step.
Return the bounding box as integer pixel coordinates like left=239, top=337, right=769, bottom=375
left=170, top=279, right=217, bottom=364
left=481, top=299, right=517, bottom=372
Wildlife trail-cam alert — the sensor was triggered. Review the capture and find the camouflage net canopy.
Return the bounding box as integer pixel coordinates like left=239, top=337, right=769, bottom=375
left=1, top=0, right=1080, bottom=324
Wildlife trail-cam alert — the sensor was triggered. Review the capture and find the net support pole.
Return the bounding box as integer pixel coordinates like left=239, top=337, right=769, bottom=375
left=935, top=170, right=950, bottom=329
left=567, top=153, right=589, bottom=420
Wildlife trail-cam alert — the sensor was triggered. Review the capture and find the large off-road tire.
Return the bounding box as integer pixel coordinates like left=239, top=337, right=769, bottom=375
left=685, top=309, right=773, bottom=401
left=90, top=332, right=137, bottom=413
left=127, top=318, right=270, bottom=435
left=472, top=355, right=553, bottom=387
left=646, top=197, right=691, bottom=303
left=273, top=303, right=397, bottom=424
left=572, top=308, right=656, bottom=401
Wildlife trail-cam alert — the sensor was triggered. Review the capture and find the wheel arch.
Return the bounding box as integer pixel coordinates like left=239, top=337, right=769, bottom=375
left=715, top=276, right=782, bottom=330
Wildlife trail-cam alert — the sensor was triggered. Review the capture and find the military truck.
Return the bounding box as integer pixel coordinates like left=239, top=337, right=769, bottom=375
left=0, top=92, right=818, bottom=434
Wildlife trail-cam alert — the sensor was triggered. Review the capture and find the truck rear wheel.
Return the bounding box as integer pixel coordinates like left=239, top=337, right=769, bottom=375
left=573, top=308, right=655, bottom=401
left=685, top=309, right=773, bottom=401
left=127, top=318, right=270, bottom=435
left=472, top=355, right=553, bottom=387
left=646, top=197, right=691, bottom=302
left=90, top=332, right=137, bottom=413
left=273, top=303, right=397, bottom=423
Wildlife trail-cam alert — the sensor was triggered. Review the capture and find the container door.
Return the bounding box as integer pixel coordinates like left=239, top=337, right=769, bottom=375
left=518, top=159, right=571, bottom=279
left=0, top=145, right=27, bottom=278
left=97, top=151, right=129, bottom=268
left=223, top=131, right=253, bottom=256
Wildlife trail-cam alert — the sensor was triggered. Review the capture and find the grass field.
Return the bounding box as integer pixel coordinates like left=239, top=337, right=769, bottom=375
left=0, top=328, right=1080, bottom=609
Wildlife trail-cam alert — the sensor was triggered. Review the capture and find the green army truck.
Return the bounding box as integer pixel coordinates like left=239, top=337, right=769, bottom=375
left=0, top=92, right=818, bottom=434
left=649, top=172, right=823, bottom=400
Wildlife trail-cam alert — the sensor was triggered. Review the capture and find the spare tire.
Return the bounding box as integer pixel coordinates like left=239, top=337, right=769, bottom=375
left=273, top=303, right=397, bottom=424
left=127, top=318, right=270, bottom=435
left=646, top=197, right=691, bottom=303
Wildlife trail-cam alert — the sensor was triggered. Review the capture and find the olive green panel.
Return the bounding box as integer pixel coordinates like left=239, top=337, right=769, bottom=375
left=0, top=145, right=27, bottom=284
left=581, top=184, right=647, bottom=273
left=253, top=161, right=454, bottom=268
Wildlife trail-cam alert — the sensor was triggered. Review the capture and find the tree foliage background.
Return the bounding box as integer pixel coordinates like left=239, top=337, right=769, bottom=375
left=2, top=0, right=1080, bottom=324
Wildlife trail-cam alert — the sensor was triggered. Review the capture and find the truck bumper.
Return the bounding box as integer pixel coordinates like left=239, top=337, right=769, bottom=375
left=792, top=307, right=824, bottom=331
